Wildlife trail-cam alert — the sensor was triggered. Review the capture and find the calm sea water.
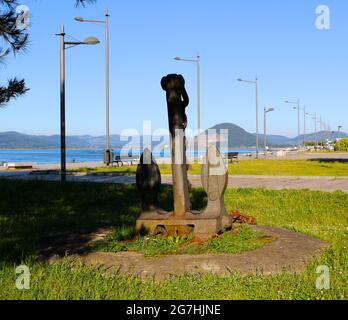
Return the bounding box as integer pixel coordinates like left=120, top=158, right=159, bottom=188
left=0, top=149, right=256, bottom=164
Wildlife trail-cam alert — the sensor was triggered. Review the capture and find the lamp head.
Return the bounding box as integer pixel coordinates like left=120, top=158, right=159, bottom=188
left=75, top=16, right=85, bottom=22
left=174, top=57, right=182, bottom=61
left=83, top=37, right=100, bottom=45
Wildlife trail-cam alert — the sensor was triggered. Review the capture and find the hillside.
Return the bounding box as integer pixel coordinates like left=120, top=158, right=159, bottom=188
left=0, top=132, right=124, bottom=149
left=204, top=123, right=293, bottom=148
left=206, top=123, right=256, bottom=147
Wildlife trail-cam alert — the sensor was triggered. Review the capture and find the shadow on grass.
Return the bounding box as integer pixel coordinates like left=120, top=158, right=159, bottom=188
left=308, top=158, right=348, bottom=164
left=30, top=168, right=136, bottom=177
left=0, top=180, right=208, bottom=263
left=74, top=167, right=137, bottom=177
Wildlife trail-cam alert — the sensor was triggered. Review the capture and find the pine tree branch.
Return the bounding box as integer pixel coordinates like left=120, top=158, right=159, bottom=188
left=0, top=8, right=29, bottom=58
left=0, top=0, right=94, bottom=107
left=75, top=0, right=96, bottom=7
left=0, top=78, right=29, bottom=107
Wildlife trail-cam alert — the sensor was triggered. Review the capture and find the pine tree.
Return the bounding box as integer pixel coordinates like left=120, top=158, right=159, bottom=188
left=0, top=0, right=95, bottom=107
left=0, top=0, right=29, bottom=106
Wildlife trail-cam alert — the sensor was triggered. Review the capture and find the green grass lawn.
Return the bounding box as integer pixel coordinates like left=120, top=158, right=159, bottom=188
left=96, top=224, right=272, bottom=257
left=75, top=159, right=348, bottom=177
left=0, top=179, right=347, bottom=300
left=229, top=160, right=348, bottom=176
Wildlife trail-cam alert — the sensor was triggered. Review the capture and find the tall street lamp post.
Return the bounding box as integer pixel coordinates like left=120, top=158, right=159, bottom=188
left=175, top=53, right=201, bottom=132
left=57, top=26, right=100, bottom=182
left=328, top=124, right=332, bottom=142
left=237, top=77, right=259, bottom=159
left=285, top=99, right=301, bottom=150
left=304, top=107, right=315, bottom=149
left=307, top=112, right=317, bottom=149
left=311, top=113, right=318, bottom=149
left=75, top=10, right=112, bottom=165
left=304, top=108, right=317, bottom=147
left=264, top=107, right=275, bottom=159
left=325, top=122, right=329, bottom=143
left=303, top=106, right=307, bottom=148
left=318, top=117, right=323, bottom=148
left=338, top=126, right=343, bottom=152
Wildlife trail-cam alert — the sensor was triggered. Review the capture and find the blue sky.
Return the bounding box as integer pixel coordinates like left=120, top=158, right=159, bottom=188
left=1, top=0, right=347, bottom=137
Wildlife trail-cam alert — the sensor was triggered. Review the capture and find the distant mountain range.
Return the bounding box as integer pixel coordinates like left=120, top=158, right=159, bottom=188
left=257, top=131, right=347, bottom=147
left=0, top=132, right=125, bottom=149
left=203, top=123, right=347, bottom=148
left=0, top=124, right=347, bottom=149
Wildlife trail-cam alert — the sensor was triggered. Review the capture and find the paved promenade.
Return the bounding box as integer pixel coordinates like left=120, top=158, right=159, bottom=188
left=1, top=170, right=347, bottom=193
left=1, top=152, right=348, bottom=192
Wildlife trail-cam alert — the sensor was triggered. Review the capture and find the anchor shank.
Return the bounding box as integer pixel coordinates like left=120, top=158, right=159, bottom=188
left=172, top=132, right=190, bottom=217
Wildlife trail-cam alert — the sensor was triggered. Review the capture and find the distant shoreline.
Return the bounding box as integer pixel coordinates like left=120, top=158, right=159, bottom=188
left=0, top=148, right=105, bottom=151
left=0, top=147, right=260, bottom=151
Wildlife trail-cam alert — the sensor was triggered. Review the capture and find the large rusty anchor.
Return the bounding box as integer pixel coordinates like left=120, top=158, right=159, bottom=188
left=135, top=74, right=232, bottom=241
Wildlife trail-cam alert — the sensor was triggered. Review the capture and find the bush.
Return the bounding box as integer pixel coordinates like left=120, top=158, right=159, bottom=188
left=305, top=141, right=317, bottom=147
left=334, top=138, right=348, bottom=151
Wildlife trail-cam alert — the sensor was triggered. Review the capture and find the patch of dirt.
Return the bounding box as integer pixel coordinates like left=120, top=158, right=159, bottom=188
left=37, top=228, right=113, bottom=260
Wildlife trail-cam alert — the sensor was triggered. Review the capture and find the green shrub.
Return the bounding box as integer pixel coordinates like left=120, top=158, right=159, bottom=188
left=334, top=138, right=348, bottom=151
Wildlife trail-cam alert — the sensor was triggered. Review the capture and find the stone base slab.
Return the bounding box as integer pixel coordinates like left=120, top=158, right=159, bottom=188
left=80, top=226, right=329, bottom=281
